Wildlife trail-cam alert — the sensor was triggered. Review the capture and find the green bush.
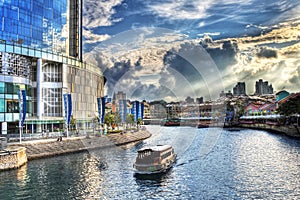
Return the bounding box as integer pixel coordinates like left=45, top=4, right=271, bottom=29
left=108, top=130, right=122, bottom=134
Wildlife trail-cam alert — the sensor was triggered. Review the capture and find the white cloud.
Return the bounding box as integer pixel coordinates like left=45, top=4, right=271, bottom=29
left=84, top=21, right=300, bottom=101
left=228, top=23, right=300, bottom=94
left=144, top=0, right=254, bottom=21
left=83, top=29, right=111, bottom=44
left=146, top=0, right=213, bottom=20
left=83, top=0, right=124, bottom=29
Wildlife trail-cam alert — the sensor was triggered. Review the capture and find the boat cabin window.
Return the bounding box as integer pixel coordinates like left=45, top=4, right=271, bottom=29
left=138, top=150, right=153, bottom=159
left=161, top=149, right=173, bottom=160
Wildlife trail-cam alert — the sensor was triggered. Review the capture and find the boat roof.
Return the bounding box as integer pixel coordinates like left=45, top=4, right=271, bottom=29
left=138, top=145, right=173, bottom=153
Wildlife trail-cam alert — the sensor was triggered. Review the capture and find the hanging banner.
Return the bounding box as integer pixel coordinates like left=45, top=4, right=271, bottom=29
left=67, top=93, right=72, bottom=125
left=97, top=98, right=101, bottom=123
left=63, top=93, right=72, bottom=126
left=18, top=90, right=27, bottom=126
left=141, top=102, right=144, bottom=121
left=131, top=101, right=140, bottom=122
left=97, top=96, right=106, bottom=124
left=101, top=97, right=106, bottom=124
left=21, top=90, right=26, bottom=126
left=136, top=101, right=140, bottom=122
left=63, top=94, right=68, bottom=124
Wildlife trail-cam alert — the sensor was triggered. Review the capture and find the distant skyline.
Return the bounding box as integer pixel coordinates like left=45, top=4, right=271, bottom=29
left=82, top=0, right=300, bottom=101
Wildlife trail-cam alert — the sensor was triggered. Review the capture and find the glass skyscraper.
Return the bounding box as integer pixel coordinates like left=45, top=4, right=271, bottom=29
left=0, top=0, right=104, bottom=134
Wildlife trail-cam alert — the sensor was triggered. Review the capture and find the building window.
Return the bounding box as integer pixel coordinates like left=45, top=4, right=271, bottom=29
left=43, top=62, right=62, bottom=82
left=42, top=88, right=62, bottom=117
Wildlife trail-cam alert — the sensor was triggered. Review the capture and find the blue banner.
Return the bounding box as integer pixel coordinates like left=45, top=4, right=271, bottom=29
left=101, top=97, right=106, bottom=124
left=63, top=93, right=72, bottom=125
left=141, top=102, right=144, bottom=120
left=136, top=101, right=139, bottom=122
left=18, top=90, right=27, bottom=126
left=97, top=98, right=101, bottom=123
left=63, top=94, right=68, bottom=123
left=67, top=94, right=72, bottom=125
left=21, top=90, right=26, bottom=126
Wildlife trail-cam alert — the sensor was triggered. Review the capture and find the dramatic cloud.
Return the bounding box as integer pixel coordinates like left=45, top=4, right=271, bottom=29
left=146, top=1, right=212, bottom=20
left=83, top=29, right=111, bottom=44
left=228, top=22, right=300, bottom=93
left=83, top=0, right=123, bottom=29
left=84, top=20, right=300, bottom=101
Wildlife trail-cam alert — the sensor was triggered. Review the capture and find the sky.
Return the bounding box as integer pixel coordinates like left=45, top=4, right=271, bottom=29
left=82, top=0, right=300, bottom=102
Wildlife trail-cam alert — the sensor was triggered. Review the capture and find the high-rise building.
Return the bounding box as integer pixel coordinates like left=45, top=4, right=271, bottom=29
left=112, top=91, right=127, bottom=121
left=220, top=90, right=233, bottom=98
left=196, top=97, right=204, bottom=104
left=185, top=96, right=194, bottom=104
left=255, top=79, right=273, bottom=95
left=0, top=1, right=105, bottom=134
left=233, top=82, right=246, bottom=96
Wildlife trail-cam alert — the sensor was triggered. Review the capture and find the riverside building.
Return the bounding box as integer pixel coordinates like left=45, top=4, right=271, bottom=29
left=0, top=0, right=105, bottom=134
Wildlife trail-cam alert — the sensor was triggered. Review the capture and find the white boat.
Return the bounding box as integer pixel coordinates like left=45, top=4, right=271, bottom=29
left=133, top=145, right=177, bottom=174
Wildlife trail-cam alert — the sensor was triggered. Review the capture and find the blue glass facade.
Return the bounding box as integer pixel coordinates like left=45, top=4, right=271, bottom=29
left=0, top=0, right=68, bottom=55
left=0, top=82, right=32, bottom=124
left=0, top=0, right=104, bottom=135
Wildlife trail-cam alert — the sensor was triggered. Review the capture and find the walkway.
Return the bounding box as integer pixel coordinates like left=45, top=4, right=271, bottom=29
left=8, top=130, right=151, bottom=160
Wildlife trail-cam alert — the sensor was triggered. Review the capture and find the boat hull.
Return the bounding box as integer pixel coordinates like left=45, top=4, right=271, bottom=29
left=134, top=155, right=177, bottom=175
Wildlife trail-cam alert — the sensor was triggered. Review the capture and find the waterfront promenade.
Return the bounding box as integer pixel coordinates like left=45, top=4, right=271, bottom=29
left=6, top=130, right=151, bottom=161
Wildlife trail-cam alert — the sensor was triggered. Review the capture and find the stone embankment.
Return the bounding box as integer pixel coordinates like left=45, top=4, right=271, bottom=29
left=0, top=147, right=27, bottom=171
left=7, top=130, right=151, bottom=161
left=238, top=123, right=300, bottom=138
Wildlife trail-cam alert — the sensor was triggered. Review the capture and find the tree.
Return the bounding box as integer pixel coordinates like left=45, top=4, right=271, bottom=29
left=70, top=115, right=76, bottom=130
left=126, top=114, right=134, bottom=123
left=126, top=114, right=134, bottom=130
left=235, top=100, right=246, bottom=117
left=137, top=118, right=143, bottom=127
left=114, top=113, right=121, bottom=130
left=104, top=112, right=115, bottom=127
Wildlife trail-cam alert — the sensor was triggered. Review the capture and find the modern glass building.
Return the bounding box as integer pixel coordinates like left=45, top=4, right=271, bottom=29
left=0, top=0, right=105, bottom=134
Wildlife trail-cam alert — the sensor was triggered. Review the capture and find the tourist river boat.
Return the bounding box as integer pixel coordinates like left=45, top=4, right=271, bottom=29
left=160, top=118, right=181, bottom=126
left=133, top=145, right=177, bottom=174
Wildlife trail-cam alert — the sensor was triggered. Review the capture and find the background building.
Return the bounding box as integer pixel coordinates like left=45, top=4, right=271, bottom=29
left=233, top=82, right=246, bottom=96
left=112, top=91, right=126, bottom=113
left=0, top=0, right=105, bottom=134
left=196, top=97, right=204, bottom=104
left=255, top=79, right=273, bottom=95
left=185, top=96, right=195, bottom=104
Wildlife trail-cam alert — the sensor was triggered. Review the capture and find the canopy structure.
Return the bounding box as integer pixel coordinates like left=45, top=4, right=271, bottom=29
left=240, top=114, right=282, bottom=120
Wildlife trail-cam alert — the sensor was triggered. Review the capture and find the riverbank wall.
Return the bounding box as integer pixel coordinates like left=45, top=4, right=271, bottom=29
left=0, top=147, right=27, bottom=171
left=238, top=123, right=300, bottom=138
left=6, top=130, right=151, bottom=162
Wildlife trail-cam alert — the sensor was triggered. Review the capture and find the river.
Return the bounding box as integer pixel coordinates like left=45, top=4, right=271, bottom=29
left=0, top=126, right=300, bottom=199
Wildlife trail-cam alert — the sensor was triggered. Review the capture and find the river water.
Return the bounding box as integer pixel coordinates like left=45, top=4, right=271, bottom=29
left=1, top=125, right=300, bottom=199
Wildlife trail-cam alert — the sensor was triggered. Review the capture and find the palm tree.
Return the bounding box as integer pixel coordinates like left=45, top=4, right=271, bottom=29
left=104, top=112, right=115, bottom=129
left=126, top=114, right=134, bottom=130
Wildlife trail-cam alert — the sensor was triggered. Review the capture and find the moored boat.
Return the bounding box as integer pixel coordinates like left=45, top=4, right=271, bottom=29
left=133, top=145, right=177, bottom=174
left=161, top=118, right=181, bottom=126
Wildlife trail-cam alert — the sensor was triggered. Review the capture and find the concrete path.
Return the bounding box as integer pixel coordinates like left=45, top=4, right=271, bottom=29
left=8, top=130, right=151, bottom=160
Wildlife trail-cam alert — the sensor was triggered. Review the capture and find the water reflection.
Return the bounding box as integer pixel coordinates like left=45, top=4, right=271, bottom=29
left=0, top=126, right=300, bottom=199
left=134, top=168, right=174, bottom=182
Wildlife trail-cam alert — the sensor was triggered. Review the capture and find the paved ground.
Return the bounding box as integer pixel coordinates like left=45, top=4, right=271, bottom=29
left=7, top=130, right=151, bottom=160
